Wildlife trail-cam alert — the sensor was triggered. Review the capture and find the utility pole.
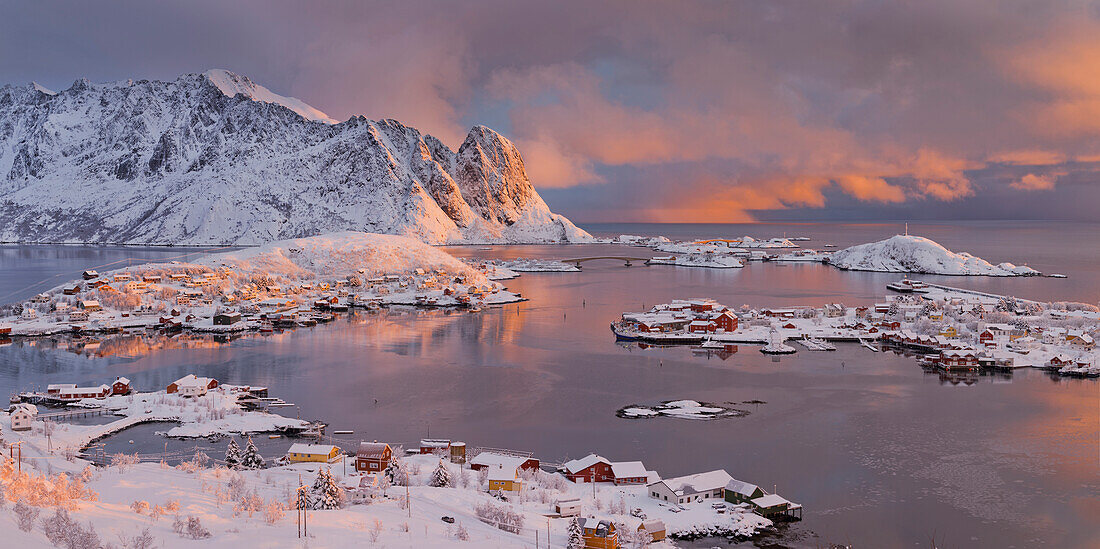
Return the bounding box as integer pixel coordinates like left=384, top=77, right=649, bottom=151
left=13, top=441, right=24, bottom=473
left=406, top=483, right=411, bottom=518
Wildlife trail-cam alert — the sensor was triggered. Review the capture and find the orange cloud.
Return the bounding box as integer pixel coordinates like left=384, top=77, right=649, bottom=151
left=1010, top=173, right=1059, bottom=191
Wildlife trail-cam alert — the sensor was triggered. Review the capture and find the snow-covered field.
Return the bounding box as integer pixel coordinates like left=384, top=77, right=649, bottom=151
left=829, top=235, right=1040, bottom=276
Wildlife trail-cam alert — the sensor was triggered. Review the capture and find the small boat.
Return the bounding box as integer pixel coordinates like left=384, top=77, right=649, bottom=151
left=886, top=278, right=930, bottom=293
left=333, top=430, right=353, bottom=435
left=268, top=434, right=282, bottom=439
left=1049, top=273, right=1067, bottom=278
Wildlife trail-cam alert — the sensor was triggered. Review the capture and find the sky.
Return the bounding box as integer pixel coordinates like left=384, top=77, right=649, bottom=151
left=2, top=0, right=1099, bottom=223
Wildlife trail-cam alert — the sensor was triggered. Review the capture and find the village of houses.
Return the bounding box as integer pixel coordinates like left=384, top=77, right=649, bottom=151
left=612, top=285, right=1100, bottom=379
left=1, top=369, right=798, bottom=548
left=0, top=250, right=522, bottom=341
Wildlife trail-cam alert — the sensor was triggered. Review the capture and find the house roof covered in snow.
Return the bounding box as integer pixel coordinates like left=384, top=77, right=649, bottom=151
left=487, top=464, right=519, bottom=481
left=356, top=442, right=391, bottom=458
left=610, top=461, right=647, bottom=479
left=288, top=443, right=337, bottom=455
left=725, top=479, right=762, bottom=497
left=471, top=452, right=528, bottom=471
left=563, top=453, right=609, bottom=473
left=650, top=469, right=732, bottom=496
left=752, top=494, right=791, bottom=508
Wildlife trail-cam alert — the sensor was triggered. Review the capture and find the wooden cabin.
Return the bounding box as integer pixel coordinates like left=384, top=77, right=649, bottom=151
left=288, top=443, right=340, bottom=463
left=355, top=442, right=393, bottom=473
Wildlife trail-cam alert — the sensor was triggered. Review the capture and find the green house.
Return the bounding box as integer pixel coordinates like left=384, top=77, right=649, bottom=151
left=724, top=479, right=765, bottom=504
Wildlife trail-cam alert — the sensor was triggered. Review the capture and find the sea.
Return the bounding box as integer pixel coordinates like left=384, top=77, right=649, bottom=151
left=0, top=221, right=1097, bottom=548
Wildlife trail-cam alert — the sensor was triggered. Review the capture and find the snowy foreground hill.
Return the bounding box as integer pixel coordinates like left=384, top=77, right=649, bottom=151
left=829, top=235, right=1040, bottom=276
left=0, top=70, right=591, bottom=245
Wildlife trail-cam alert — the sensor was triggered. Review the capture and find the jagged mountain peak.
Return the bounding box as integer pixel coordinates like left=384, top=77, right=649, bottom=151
left=200, top=69, right=337, bottom=124
left=0, top=70, right=591, bottom=246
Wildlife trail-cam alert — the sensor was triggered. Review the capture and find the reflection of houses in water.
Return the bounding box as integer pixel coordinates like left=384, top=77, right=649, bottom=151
left=691, top=343, right=739, bottom=360
left=930, top=367, right=1013, bottom=386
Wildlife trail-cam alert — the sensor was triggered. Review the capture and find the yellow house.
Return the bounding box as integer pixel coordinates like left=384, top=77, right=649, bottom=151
left=487, top=464, right=523, bottom=492
left=287, top=443, right=340, bottom=463
left=929, top=313, right=943, bottom=322
left=938, top=325, right=958, bottom=338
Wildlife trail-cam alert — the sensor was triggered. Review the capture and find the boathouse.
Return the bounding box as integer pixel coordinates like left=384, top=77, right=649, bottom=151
left=724, top=478, right=765, bottom=504
left=355, top=442, right=393, bottom=473
left=56, top=384, right=110, bottom=400
left=638, top=519, right=667, bottom=542
left=213, top=312, right=242, bottom=326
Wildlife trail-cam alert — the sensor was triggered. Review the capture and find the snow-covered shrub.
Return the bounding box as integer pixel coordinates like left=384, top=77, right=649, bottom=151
left=458, top=468, right=471, bottom=488
left=455, top=524, right=469, bottom=541
left=118, top=527, right=157, bottom=549
left=185, top=516, right=211, bottom=539
left=367, top=519, right=383, bottom=543
left=130, top=500, right=149, bottom=515
left=263, top=500, right=286, bottom=525
left=399, top=521, right=409, bottom=532
left=164, top=499, right=180, bottom=514
left=474, top=501, right=524, bottom=534
left=14, top=501, right=39, bottom=531
left=227, top=471, right=246, bottom=501
left=111, top=452, right=139, bottom=473
left=234, top=489, right=263, bottom=518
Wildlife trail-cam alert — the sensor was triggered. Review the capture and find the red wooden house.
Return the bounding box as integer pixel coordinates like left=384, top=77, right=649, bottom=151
left=563, top=454, right=613, bottom=482
left=355, top=442, right=393, bottom=473
left=111, top=377, right=132, bottom=396
left=713, top=311, right=738, bottom=332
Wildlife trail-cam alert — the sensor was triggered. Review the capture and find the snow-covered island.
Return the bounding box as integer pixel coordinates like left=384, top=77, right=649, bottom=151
left=0, top=232, right=524, bottom=337
left=612, top=292, right=1099, bottom=378
left=828, top=235, right=1040, bottom=276
left=617, top=400, right=751, bottom=419
left=646, top=254, right=744, bottom=268
left=492, top=259, right=582, bottom=272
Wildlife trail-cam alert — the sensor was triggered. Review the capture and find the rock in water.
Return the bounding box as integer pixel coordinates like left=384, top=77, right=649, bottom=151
left=0, top=70, right=591, bottom=246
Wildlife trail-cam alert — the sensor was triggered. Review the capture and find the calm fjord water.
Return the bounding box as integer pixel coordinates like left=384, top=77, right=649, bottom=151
left=0, top=221, right=1097, bottom=548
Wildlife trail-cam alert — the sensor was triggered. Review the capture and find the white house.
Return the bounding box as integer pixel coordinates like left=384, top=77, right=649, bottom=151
left=647, top=469, right=732, bottom=504
left=10, top=403, right=38, bottom=431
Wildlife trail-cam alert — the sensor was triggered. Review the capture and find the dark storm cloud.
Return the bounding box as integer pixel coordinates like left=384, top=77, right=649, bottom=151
left=3, top=1, right=1099, bottom=222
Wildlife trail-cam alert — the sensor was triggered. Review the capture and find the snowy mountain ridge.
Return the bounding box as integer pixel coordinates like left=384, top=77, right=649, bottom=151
left=0, top=70, right=591, bottom=245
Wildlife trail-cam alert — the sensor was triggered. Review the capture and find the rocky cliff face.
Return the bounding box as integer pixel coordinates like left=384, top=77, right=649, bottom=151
left=0, top=70, right=591, bottom=245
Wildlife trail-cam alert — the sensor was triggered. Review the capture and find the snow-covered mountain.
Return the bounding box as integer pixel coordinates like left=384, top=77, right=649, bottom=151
left=0, top=70, right=591, bottom=245
left=829, top=235, right=1040, bottom=276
